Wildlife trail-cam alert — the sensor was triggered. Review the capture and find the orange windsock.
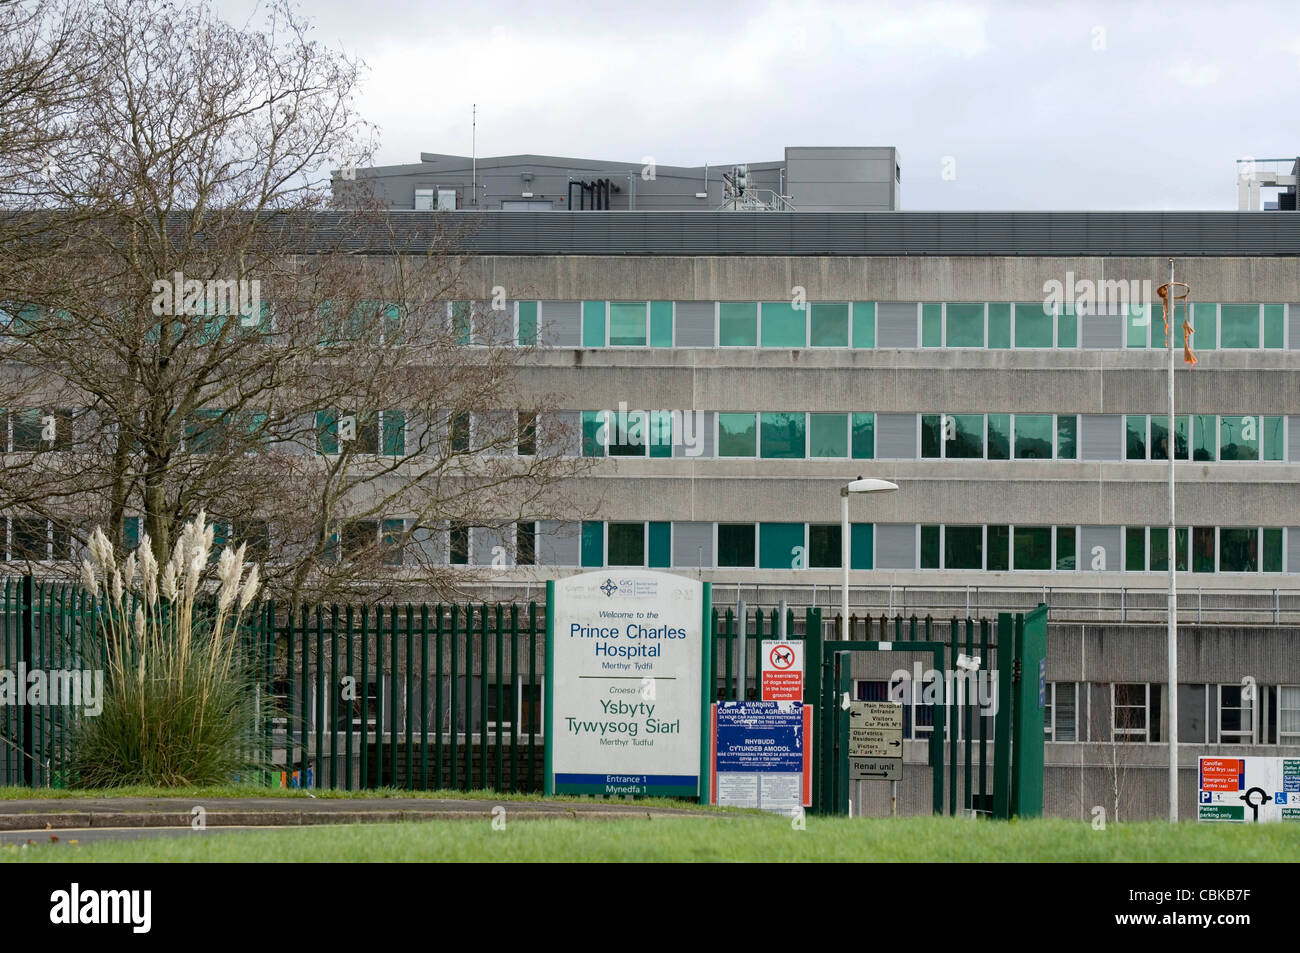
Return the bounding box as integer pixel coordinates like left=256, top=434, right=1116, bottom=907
left=1183, top=319, right=1197, bottom=366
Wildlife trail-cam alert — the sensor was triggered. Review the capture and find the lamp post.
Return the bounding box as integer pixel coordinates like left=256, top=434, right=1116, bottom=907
left=841, top=477, right=898, bottom=639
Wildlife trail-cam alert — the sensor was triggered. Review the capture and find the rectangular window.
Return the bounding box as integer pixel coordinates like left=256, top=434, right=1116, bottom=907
left=1150, top=414, right=1188, bottom=461
left=851, top=302, right=875, bottom=348
left=11, top=517, right=48, bottom=561
left=342, top=520, right=378, bottom=563
left=987, top=413, right=1010, bottom=460
left=1057, top=304, right=1077, bottom=349
left=1263, top=416, right=1285, bottom=461
left=580, top=521, right=603, bottom=567
left=648, top=410, right=673, bottom=459
left=1056, top=415, right=1077, bottom=460
left=920, top=525, right=940, bottom=569
left=1219, top=527, right=1258, bottom=572
left=649, top=301, right=673, bottom=347
left=1048, top=683, right=1077, bottom=741
left=920, top=414, right=941, bottom=459
left=452, top=301, right=472, bottom=346
left=760, top=412, right=806, bottom=459
left=1278, top=686, right=1300, bottom=743
left=718, top=523, right=756, bottom=568
left=381, top=410, right=406, bottom=456
left=607, top=523, right=646, bottom=566
left=1125, top=415, right=1147, bottom=460
left=381, top=519, right=404, bottom=567
left=1014, top=414, right=1053, bottom=460
left=581, top=300, right=606, bottom=347
left=719, top=302, right=757, bottom=346
left=608, top=302, right=647, bottom=346
left=810, top=303, right=849, bottom=347
left=718, top=413, right=757, bottom=457
left=1191, top=302, right=1216, bottom=351
left=186, top=409, right=226, bottom=455
left=1125, top=527, right=1145, bottom=571
left=1056, top=526, right=1076, bottom=570
left=987, top=303, right=1011, bottom=349
left=517, top=521, right=536, bottom=566
left=1191, top=414, right=1216, bottom=461
left=1264, top=527, right=1283, bottom=573
left=987, top=525, right=1010, bottom=571
left=1113, top=683, right=1149, bottom=741
left=581, top=410, right=606, bottom=457
left=1193, top=525, right=1218, bottom=573
left=1220, top=304, right=1259, bottom=349
left=1218, top=684, right=1254, bottom=744
left=808, top=524, right=841, bottom=568
left=517, top=301, right=538, bottom=345
left=761, top=302, right=807, bottom=347
left=517, top=413, right=537, bottom=456
left=1220, top=415, right=1259, bottom=461
left=451, top=412, right=471, bottom=453
left=945, top=525, right=983, bottom=570
left=608, top=411, right=648, bottom=457
left=947, top=414, right=984, bottom=458
left=1125, top=302, right=1151, bottom=348
left=1015, top=301, right=1053, bottom=348
left=316, top=411, right=339, bottom=455
left=1149, top=526, right=1189, bottom=572
left=1014, top=526, right=1052, bottom=570
left=946, top=303, right=984, bottom=347
left=851, top=524, right=873, bottom=570
left=809, top=413, right=848, bottom=457
left=921, top=304, right=942, bottom=347
left=850, top=413, right=874, bottom=459
left=648, top=521, right=670, bottom=568
left=759, top=523, right=804, bottom=570
left=1264, top=304, right=1284, bottom=349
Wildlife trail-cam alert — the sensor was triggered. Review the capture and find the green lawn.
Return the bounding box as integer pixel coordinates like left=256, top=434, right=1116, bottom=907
left=5, top=815, right=1298, bottom=862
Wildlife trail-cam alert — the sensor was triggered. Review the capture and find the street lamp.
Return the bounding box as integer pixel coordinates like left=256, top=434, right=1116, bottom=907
left=841, top=477, right=898, bottom=639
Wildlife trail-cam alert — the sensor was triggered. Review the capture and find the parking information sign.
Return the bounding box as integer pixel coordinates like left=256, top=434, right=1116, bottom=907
left=713, top=701, right=805, bottom=815
left=1197, top=756, right=1300, bottom=823
left=848, top=702, right=903, bottom=780
left=546, top=571, right=708, bottom=798
left=760, top=640, right=804, bottom=701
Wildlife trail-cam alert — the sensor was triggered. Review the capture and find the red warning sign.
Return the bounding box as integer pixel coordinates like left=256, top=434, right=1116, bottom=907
left=1200, top=758, right=1244, bottom=792
left=761, top=640, right=804, bottom=701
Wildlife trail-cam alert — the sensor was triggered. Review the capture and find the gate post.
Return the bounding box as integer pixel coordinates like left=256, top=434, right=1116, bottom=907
left=992, top=612, right=1014, bottom=819
left=20, top=574, right=35, bottom=787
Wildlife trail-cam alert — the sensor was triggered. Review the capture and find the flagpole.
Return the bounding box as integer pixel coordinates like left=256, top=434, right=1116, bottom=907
left=1166, top=258, right=1179, bottom=823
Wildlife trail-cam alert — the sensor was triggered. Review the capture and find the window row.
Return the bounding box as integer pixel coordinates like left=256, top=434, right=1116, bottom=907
left=492, top=300, right=1295, bottom=351
left=1125, top=414, right=1285, bottom=462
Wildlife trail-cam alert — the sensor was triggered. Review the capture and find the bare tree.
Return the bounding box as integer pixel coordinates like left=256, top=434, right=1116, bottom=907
left=0, top=0, right=593, bottom=606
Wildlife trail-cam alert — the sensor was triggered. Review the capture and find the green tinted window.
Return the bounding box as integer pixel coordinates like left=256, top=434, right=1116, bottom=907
left=1057, top=305, right=1077, bottom=349
left=1126, top=302, right=1151, bottom=348
left=851, top=524, right=873, bottom=570
left=608, top=411, right=648, bottom=457
left=382, top=410, right=406, bottom=456
left=1125, top=527, right=1145, bottom=571
left=1126, top=415, right=1147, bottom=460
left=452, top=301, right=472, bottom=345
left=922, top=304, right=942, bottom=347
left=1056, top=415, right=1077, bottom=460
left=851, top=413, right=875, bottom=459
left=582, top=410, right=607, bottom=457
left=718, top=413, right=757, bottom=457
left=1056, top=526, right=1076, bottom=570
left=609, top=302, right=647, bottom=346
left=1220, top=304, right=1259, bottom=348
left=1264, top=528, right=1283, bottom=573
left=1016, top=302, right=1053, bottom=348
left=947, top=414, right=984, bottom=458
left=810, top=303, right=849, bottom=347
left=316, top=410, right=339, bottom=454
left=517, top=301, right=538, bottom=345
left=1192, top=414, right=1216, bottom=461
left=1150, top=527, right=1189, bottom=572
left=1264, top=305, right=1284, bottom=349
left=608, top=523, right=645, bottom=566
left=987, top=303, right=1011, bottom=349
left=808, top=524, right=840, bottom=568
left=1191, top=302, right=1216, bottom=351
left=760, top=412, right=806, bottom=459
left=921, top=525, right=940, bottom=569
left=649, top=301, right=673, bottom=347
left=809, top=413, right=848, bottom=457
left=988, top=413, right=1010, bottom=460
left=648, top=522, right=670, bottom=568
left=761, top=302, right=806, bottom=347
left=759, top=523, right=804, bottom=570
left=852, top=302, right=875, bottom=348
left=718, top=524, right=756, bottom=567
left=1220, top=416, right=1258, bottom=461
left=1219, top=528, right=1257, bottom=572
left=945, top=525, right=983, bottom=569
left=648, top=410, right=673, bottom=459
left=1264, top=416, right=1285, bottom=461
left=581, top=301, right=606, bottom=347
left=1015, top=414, right=1053, bottom=459
left=988, top=525, right=1010, bottom=571
left=581, top=521, right=604, bottom=567
left=946, top=303, right=984, bottom=347
left=920, top=414, right=942, bottom=458
left=1014, top=526, right=1052, bottom=570
left=1192, top=526, right=1216, bottom=573
left=719, top=302, right=757, bottom=346
left=1150, top=415, right=1188, bottom=461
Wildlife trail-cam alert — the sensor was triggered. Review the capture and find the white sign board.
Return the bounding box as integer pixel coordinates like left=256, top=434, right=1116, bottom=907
left=1198, top=756, right=1300, bottom=823
left=547, top=571, right=705, bottom=798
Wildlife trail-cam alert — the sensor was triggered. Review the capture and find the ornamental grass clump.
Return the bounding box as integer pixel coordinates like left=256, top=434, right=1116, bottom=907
left=72, top=510, right=264, bottom=787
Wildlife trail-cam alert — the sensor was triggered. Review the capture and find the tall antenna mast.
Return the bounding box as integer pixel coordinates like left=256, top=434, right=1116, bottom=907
left=471, top=104, right=477, bottom=208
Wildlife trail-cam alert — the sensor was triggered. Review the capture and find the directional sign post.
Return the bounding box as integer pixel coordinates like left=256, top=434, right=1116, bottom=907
left=847, top=701, right=905, bottom=814
left=1197, top=756, right=1300, bottom=823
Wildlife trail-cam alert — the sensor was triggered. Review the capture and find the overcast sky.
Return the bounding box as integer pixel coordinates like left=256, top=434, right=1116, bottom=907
left=217, top=0, right=1299, bottom=210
